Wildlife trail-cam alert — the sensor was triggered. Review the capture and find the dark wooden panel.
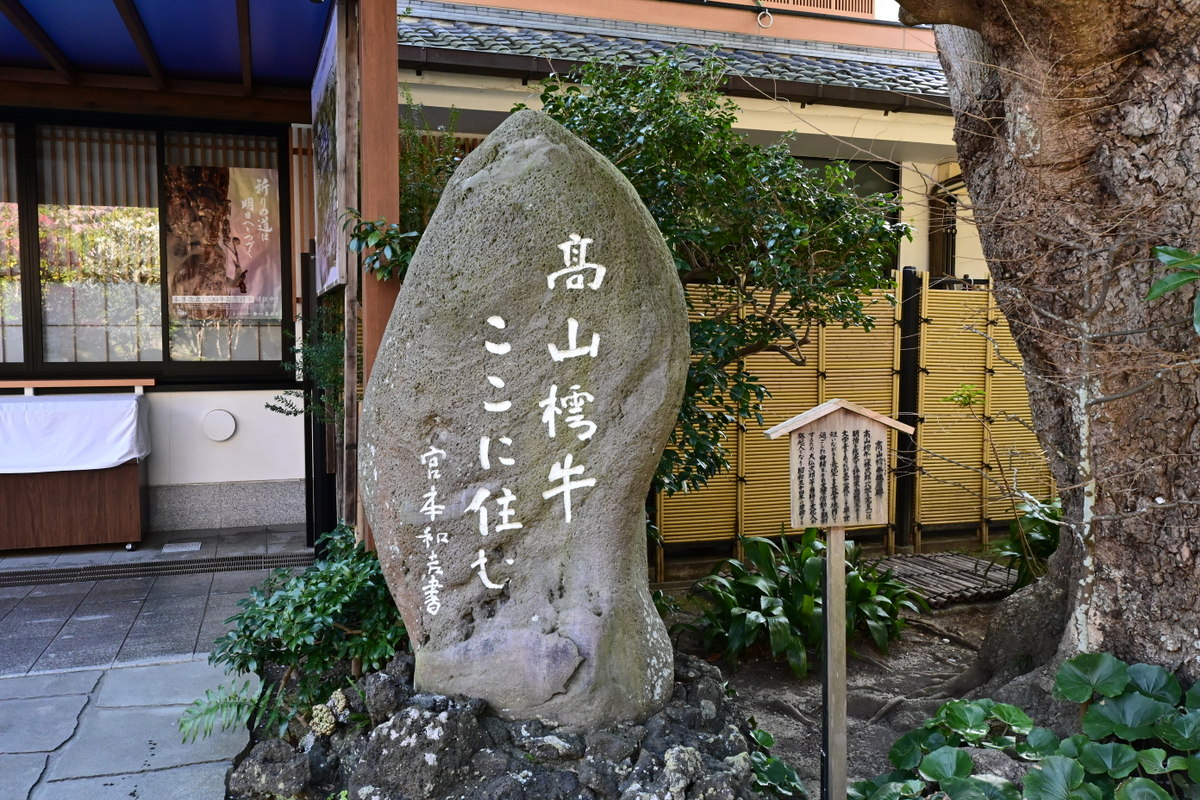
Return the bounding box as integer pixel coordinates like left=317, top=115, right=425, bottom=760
left=0, top=460, right=144, bottom=550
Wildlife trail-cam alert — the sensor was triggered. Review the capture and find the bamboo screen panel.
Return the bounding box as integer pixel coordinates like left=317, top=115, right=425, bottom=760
left=659, top=284, right=900, bottom=544
left=983, top=298, right=1054, bottom=519
left=740, top=339, right=821, bottom=539
left=817, top=291, right=902, bottom=529
left=658, top=286, right=740, bottom=543
left=658, top=275, right=1054, bottom=550
left=740, top=290, right=899, bottom=538
left=915, top=281, right=1054, bottom=538
left=915, top=281, right=990, bottom=528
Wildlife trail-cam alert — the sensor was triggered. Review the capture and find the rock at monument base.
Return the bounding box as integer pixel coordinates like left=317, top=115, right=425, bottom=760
left=225, top=654, right=786, bottom=800
left=228, top=738, right=310, bottom=799
left=359, top=109, right=689, bottom=731
left=350, top=697, right=491, bottom=798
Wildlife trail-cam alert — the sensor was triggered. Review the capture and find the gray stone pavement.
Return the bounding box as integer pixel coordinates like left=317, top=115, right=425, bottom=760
left=0, top=570, right=275, bottom=675
left=0, top=660, right=258, bottom=799
left=0, top=525, right=307, bottom=574
left=0, top=526, right=309, bottom=799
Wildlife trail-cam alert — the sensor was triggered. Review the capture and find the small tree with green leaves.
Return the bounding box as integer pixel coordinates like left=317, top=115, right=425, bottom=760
left=531, top=51, right=907, bottom=493
left=344, top=94, right=465, bottom=281
left=354, top=52, right=906, bottom=494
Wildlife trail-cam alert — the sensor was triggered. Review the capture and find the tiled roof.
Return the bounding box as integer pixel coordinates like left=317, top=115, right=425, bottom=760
left=398, top=4, right=948, bottom=101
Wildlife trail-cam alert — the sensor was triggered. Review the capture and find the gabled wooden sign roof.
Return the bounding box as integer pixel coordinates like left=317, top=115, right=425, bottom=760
left=764, top=398, right=915, bottom=440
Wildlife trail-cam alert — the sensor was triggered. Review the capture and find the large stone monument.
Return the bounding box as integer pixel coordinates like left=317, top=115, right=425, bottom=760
left=359, top=110, right=689, bottom=731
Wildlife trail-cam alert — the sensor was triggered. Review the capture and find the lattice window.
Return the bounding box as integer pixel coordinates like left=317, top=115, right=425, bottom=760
left=761, top=0, right=875, bottom=15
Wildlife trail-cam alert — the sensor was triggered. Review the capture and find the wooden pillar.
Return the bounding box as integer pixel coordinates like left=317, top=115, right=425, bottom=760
left=358, top=0, right=400, bottom=386
left=353, top=0, right=399, bottom=543
left=823, top=525, right=847, bottom=800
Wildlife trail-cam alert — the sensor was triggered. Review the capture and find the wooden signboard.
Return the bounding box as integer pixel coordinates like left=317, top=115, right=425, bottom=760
left=765, top=398, right=914, bottom=800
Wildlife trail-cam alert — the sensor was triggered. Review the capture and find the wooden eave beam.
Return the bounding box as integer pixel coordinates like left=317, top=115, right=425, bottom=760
left=0, top=77, right=310, bottom=123
left=111, top=0, right=166, bottom=91
left=0, top=66, right=306, bottom=98
left=237, top=0, right=253, bottom=96
left=396, top=46, right=953, bottom=116
left=0, top=0, right=77, bottom=84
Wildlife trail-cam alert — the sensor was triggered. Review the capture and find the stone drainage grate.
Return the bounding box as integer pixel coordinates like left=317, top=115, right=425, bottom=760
left=0, top=552, right=316, bottom=588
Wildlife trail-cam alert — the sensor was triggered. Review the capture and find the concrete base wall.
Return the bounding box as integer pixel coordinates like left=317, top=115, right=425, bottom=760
left=149, top=480, right=305, bottom=532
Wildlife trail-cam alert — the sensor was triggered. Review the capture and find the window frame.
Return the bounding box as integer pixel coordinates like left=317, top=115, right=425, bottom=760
left=0, top=109, right=294, bottom=384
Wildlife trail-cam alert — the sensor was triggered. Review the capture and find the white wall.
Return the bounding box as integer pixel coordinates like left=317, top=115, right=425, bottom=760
left=950, top=184, right=990, bottom=281
left=145, top=390, right=305, bottom=486
left=898, top=162, right=934, bottom=269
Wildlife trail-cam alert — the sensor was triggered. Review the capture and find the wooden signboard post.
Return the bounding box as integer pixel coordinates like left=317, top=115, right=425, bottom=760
left=765, top=399, right=914, bottom=800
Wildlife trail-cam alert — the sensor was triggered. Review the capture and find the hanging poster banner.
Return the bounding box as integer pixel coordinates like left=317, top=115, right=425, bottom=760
left=164, top=165, right=283, bottom=321
left=311, top=4, right=352, bottom=295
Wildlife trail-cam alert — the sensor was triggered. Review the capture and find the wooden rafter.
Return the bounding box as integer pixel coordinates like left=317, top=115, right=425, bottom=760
left=236, top=0, right=252, bottom=96
left=0, top=76, right=309, bottom=122
left=0, top=0, right=76, bottom=83
left=111, top=0, right=166, bottom=91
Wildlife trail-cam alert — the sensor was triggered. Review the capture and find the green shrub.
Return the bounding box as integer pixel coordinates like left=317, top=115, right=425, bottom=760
left=180, top=525, right=406, bottom=741
left=991, top=497, right=1061, bottom=589
left=854, top=652, right=1200, bottom=800
left=676, top=529, right=926, bottom=677
left=750, top=727, right=808, bottom=797
left=265, top=301, right=345, bottom=428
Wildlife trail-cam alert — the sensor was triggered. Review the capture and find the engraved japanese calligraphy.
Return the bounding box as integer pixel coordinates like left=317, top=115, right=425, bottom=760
left=359, top=111, right=689, bottom=731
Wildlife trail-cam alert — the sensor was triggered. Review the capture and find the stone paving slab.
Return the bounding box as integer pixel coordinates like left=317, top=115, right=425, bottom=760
left=97, top=659, right=241, bottom=707
left=80, top=577, right=154, bottom=604
left=0, top=552, right=58, bottom=570
left=145, top=573, right=214, bottom=599
left=0, top=695, right=89, bottom=753
left=0, top=670, right=101, bottom=700
left=1, top=571, right=267, bottom=678
left=209, top=569, right=271, bottom=594
left=1, top=753, right=47, bottom=800
left=217, top=531, right=267, bottom=556
left=29, top=603, right=143, bottom=672
left=27, top=583, right=95, bottom=598
left=0, top=539, right=306, bottom=798
left=33, top=761, right=230, bottom=800
left=0, top=613, right=70, bottom=641
left=117, top=601, right=208, bottom=663
left=0, top=636, right=55, bottom=675
left=44, top=703, right=246, bottom=781
left=32, top=635, right=124, bottom=673
left=3, top=597, right=80, bottom=622
left=0, top=596, right=22, bottom=618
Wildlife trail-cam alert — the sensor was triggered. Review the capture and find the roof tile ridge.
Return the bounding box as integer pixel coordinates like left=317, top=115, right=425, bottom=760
left=400, top=0, right=942, bottom=69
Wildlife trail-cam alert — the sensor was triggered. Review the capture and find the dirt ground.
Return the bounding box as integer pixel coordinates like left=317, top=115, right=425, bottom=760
left=682, top=601, right=1000, bottom=789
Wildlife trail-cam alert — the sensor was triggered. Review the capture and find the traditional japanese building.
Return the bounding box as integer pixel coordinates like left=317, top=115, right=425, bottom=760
left=0, top=0, right=1025, bottom=560
left=384, top=1, right=1034, bottom=565
left=0, top=0, right=330, bottom=549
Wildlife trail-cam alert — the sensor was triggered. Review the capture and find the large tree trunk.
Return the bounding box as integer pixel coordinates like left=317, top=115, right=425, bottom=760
left=897, top=1, right=1200, bottom=691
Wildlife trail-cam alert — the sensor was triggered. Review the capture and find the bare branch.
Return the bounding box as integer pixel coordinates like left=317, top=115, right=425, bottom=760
left=897, top=0, right=982, bottom=30
left=1085, top=375, right=1162, bottom=407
